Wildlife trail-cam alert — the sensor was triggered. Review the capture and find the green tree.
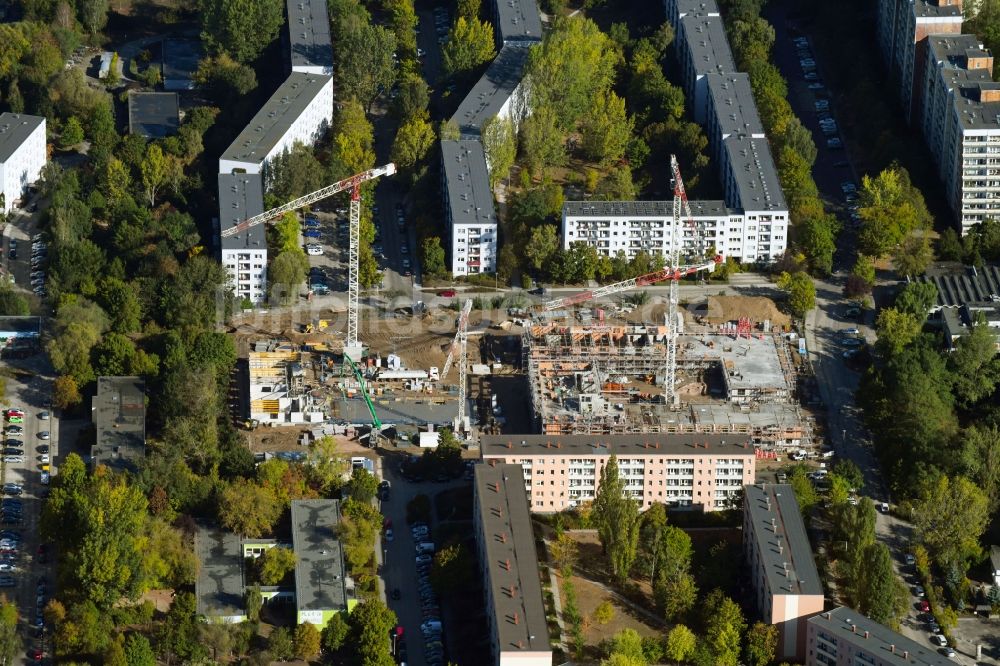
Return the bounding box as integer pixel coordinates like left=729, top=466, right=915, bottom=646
left=422, top=237, right=447, bottom=276
left=442, top=16, right=496, bottom=77
left=776, top=271, right=815, bottom=318
left=123, top=633, right=156, bottom=666
left=788, top=465, right=819, bottom=514
left=160, top=593, right=205, bottom=662
left=258, top=546, right=296, bottom=585
left=525, top=224, right=560, bottom=272
left=948, top=313, right=1000, bottom=406
left=336, top=20, right=397, bottom=113
left=875, top=308, right=921, bottom=356
left=857, top=166, right=931, bottom=258
left=393, top=72, right=430, bottom=120
left=218, top=479, right=282, bottom=537
left=332, top=99, right=375, bottom=176
left=0, top=285, right=29, bottom=316
left=0, top=600, right=20, bottom=666
left=140, top=143, right=180, bottom=207
left=245, top=584, right=263, bottom=622
left=294, top=622, right=321, bottom=660
left=268, top=144, right=325, bottom=205
left=912, top=475, right=990, bottom=571
left=199, top=0, right=285, bottom=62
left=893, top=232, right=934, bottom=277
left=665, top=624, right=697, bottom=664
left=796, top=211, right=837, bottom=275
left=959, top=425, right=1000, bottom=511
left=457, top=0, right=481, bottom=19
left=60, top=116, right=85, bottom=149
left=581, top=90, right=634, bottom=165
left=390, top=115, right=436, bottom=171
left=98, top=277, right=142, bottom=334
left=591, top=455, right=641, bottom=584
left=322, top=612, right=350, bottom=653
left=656, top=571, right=698, bottom=622
left=856, top=543, right=906, bottom=627
left=268, top=626, right=294, bottom=661
left=194, top=53, right=258, bottom=105
left=744, top=622, right=778, bottom=666
left=520, top=106, right=566, bottom=176
left=272, top=211, right=302, bottom=254
left=482, top=116, right=517, bottom=187
left=593, top=600, right=615, bottom=624
left=307, top=436, right=351, bottom=495
left=346, top=467, right=379, bottom=503
left=701, top=590, right=746, bottom=666
left=430, top=543, right=474, bottom=594
left=895, top=282, right=937, bottom=320
left=269, top=250, right=309, bottom=304
left=348, top=599, right=397, bottom=666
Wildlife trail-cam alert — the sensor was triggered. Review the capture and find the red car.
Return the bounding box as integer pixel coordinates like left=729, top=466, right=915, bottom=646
left=4, top=410, right=23, bottom=418
left=437, top=290, right=457, bottom=298
left=383, top=517, right=392, bottom=531
left=918, top=600, right=930, bottom=612
left=28, top=648, right=42, bottom=661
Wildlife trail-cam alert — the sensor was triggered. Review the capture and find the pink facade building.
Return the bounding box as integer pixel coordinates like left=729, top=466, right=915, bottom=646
left=479, top=434, right=755, bottom=513
left=806, top=607, right=952, bottom=666
left=744, top=484, right=825, bottom=662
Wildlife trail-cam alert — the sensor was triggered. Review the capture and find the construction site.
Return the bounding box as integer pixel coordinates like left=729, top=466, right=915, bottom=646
left=521, top=312, right=814, bottom=449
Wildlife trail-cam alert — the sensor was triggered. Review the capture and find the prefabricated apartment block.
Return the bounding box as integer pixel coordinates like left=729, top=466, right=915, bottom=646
left=806, top=607, right=953, bottom=666
left=0, top=113, right=45, bottom=214
left=481, top=433, right=755, bottom=512
left=744, top=484, right=824, bottom=662
left=473, top=463, right=552, bottom=666
left=218, top=173, right=268, bottom=305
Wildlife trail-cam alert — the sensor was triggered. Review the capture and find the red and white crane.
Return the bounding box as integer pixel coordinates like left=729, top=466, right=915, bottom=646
left=440, top=299, right=474, bottom=432
left=221, top=163, right=397, bottom=360
left=541, top=155, right=720, bottom=406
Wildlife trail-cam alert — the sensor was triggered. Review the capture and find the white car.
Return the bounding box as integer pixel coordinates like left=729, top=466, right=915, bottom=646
left=305, top=245, right=324, bottom=256
left=38, top=454, right=49, bottom=463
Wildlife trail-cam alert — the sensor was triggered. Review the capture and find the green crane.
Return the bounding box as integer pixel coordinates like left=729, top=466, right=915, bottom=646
left=343, top=354, right=383, bottom=445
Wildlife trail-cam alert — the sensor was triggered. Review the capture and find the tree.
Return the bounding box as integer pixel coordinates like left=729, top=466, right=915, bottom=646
left=857, top=165, right=931, bottom=258
left=269, top=626, right=294, bottom=661
left=0, top=285, right=28, bottom=316
left=0, top=600, right=19, bottom=666
left=194, top=53, right=258, bottom=105
left=442, top=16, right=496, bottom=77
left=336, top=19, right=397, bottom=113
left=294, top=622, right=321, bottom=660
left=895, top=282, right=937, bottom=319
left=268, top=145, right=324, bottom=205
left=959, top=425, right=1000, bottom=511
left=430, top=543, right=474, bottom=594
left=701, top=590, right=746, bottom=666
left=856, top=542, right=906, bottom=627
left=140, top=144, right=180, bottom=207
left=160, top=593, right=205, bottom=662
left=245, top=585, right=263, bottom=622
left=123, top=633, right=156, bottom=666
left=272, top=212, right=302, bottom=254
left=912, top=475, right=990, bottom=571
left=53, top=375, right=82, bottom=410
left=796, top=212, right=837, bottom=275
left=788, top=466, right=819, bottom=514
left=594, top=600, right=615, bottom=624
left=307, top=436, right=351, bottom=495
left=520, top=106, right=566, bottom=177
left=776, top=271, right=815, bottom=317
left=875, top=308, right=921, bottom=356
left=322, top=612, right=350, bottom=653
left=348, top=599, right=397, bottom=666
left=948, top=313, right=1000, bottom=406
left=591, top=455, right=641, bottom=584
left=393, top=73, right=430, bottom=120
left=218, top=479, right=282, bottom=537
left=199, top=0, right=285, bottom=63
left=457, top=0, right=481, bottom=19
left=581, top=91, right=634, bottom=165
left=422, top=237, right=447, bottom=276
left=526, top=224, right=559, bottom=272
left=258, top=546, right=296, bottom=585
left=269, top=250, right=309, bottom=304
left=607, top=628, right=646, bottom=664
left=744, top=622, right=778, bottom=666
left=893, top=232, right=934, bottom=277
left=656, top=571, right=698, bottom=622
left=482, top=116, right=517, bottom=187
left=346, top=467, right=379, bottom=503
left=99, top=277, right=142, bottom=334
left=665, top=624, right=697, bottom=664
left=61, top=117, right=84, bottom=149
left=332, top=100, right=375, bottom=177
left=390, top=115, right=436, bottom=171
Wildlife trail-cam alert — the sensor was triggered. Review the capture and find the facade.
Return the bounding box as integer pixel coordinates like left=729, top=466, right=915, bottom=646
left=219, top=72, right=333, bottom=176
left=441, top=140, right=498, bottom=275
left=744, top=484, right=824, bottom=661
left=806, top=607, right=953, bottom=666
left=0, top=113, right=45, bottom=214
left=876, top=0, right=962, bottom=123
left=560, top=197, right=786, bottom=264
left=286, top=0, right=333, bottom=75
left=219, top=173, right=268, bottom=305
left=127, top=92, right=180, bottom=139
left=91, top=376, right=146, bottom=473
left=474, top=463, right=552, bottom=666
left=481, top=433, right=755, bottom=512
left=291, top=499, right=355, bottom=625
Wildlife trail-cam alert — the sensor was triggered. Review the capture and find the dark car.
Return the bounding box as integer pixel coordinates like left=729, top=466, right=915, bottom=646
left=7, top=241, right=15, bottom=260
left=303, top=230, right=321, bottom=238
left=2, top=449, right=22, bottom=456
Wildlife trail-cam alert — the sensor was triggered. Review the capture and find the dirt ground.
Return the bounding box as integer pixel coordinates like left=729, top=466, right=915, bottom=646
left=246, top=429, right=375, bottom=456
left=564, top=572, right=663, bottom=646
left=698, top=295, right=791, bottom=328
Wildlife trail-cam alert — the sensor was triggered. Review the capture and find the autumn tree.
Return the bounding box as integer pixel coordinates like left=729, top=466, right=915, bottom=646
left=482, top=116, right=517, bottom=187
left=218, top=479, right=282, bottom=537
left=294, top=622, right=321, bottom=660
left=665, top=624, right=696, bottom=664
left=776, top=270, right=816, bottom=317
left=744, top=622, right=778, bottom=666
left=442, top=16, right=495, bottom=77
left=391, top=115, right=436, bottom=172
left=199, top=0, right=285, bottom=63
left=581, top=91, right=634, bottom=165
left=591, top=455, right=641, bottom=584
left=258, top=546, right=296, bottom=585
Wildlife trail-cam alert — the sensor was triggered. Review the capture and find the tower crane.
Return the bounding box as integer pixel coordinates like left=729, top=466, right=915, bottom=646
left=221, top=163, right=397, bottom=361
left=540, top=155, right=719, bottom=406
left=440, top=299, right=473, bottom=433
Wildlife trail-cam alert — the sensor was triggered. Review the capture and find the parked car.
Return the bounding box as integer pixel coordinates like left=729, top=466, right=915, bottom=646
left=932, top=634, right=948, bottom=647
left=305, top=244, right=324, bottom=256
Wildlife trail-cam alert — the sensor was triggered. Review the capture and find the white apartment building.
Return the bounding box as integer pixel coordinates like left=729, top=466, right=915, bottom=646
left=705, top=72, right=766, bottom=166
left=218, top=73, right=333, bottom=176
left=664, top=0, right=720, bottom=30
left=287, top=0, right=333, bottom=75
left=218, top=173, right=268, bottom=305
left=561, top=198, right=785, bottom=264
left=480, top=434, right=755, bottom=513
left=0, top=113, right=45, bottom=214
left=441, top=140, right=498, bottom=275
left=676, top=12, right=736, bottom=125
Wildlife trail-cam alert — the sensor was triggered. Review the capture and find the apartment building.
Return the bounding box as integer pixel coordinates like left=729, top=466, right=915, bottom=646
left=491, top=0, right=543, bottom=47
left=664, top=0, right=720, bottom=30
left=481, top=434, right=755, bottom=512
left=286, top=0, right=333, bottom=75
left=705, top=73, right=766, bottom=165
left=877, top=0, right=962, bottom=123
left=451, top=45, right=532, bottom=138
left=720, top=136, right=789, bottom=261
left=676, top=12, right=736, bottom=125
left=0, top=113, right=45, bottom=214
left=806, top=607, right=952, bottom=666
left=473, top=463, right=552, bottom=666
left=441, top=140, right=498, bottom=275
left=218, top=72, right=333, bottom=176
left=744, top=484, right=824, bottom=662
left=218, top=173, right=268, bottom=305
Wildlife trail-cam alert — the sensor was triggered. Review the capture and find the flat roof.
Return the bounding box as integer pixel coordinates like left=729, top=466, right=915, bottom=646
left=481, top=433, right=754, bottom=458
left=707, top=72, right=765, bottom=137
left=493, top=0, right=542, bottom=44
left=679, top=13, right=735, bottom=77
left=218, top=173, right=266, bottom=251
left=717, top=333, right=787, bottom=392
left=723, top=136, right=787, bottom=211
left=808, top=607, right=953, bottom=666
left=954, top=83, right=1000, bottom=130
left=195, top=527, right=245, bottom=618
left=475, top=464, right=550, bottom=656
left=128, top=92, right=180, bottom=139
left=0, top=113, right=43, bottom=163
left=290, top=499, right=349, bottom=615
left=563, top=200, right=731, bottom=218
left=918, top=262, right=1000, bottom=308
left=220, top=72, right=331, bottom=166
left=162, top=39, right=202, bottom=84
left=912, top=0, right=962, bottom=19
left=451, top=44, right=530, bottom=135
left=928, top=33, right=988, bottom=67
left=91, top=376, right=145, bottom=473
left=441, top=139, right=497, bottom=228
left=668, top=0, right=721, bottom=26
left=287, top=0, right=333, bottom=72
left=744, top=483, right=823, bottom=597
